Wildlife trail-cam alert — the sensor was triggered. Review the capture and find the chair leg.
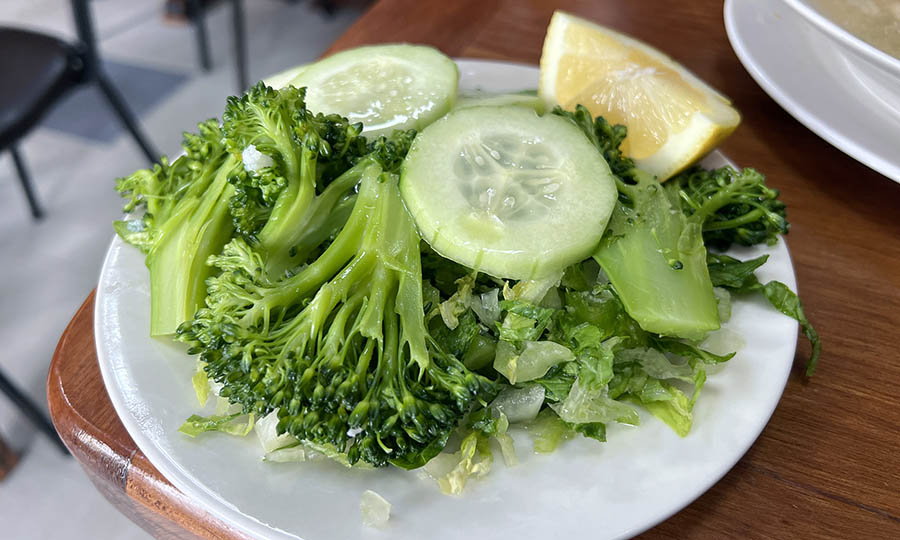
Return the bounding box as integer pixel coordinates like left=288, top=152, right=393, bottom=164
left=188, top=0, right=213, bottom=71
left=231, top=0, right=248, bottom=92
left=94, top=72, right=159, bottom=164
left=0, top=369, right=69, bottom=455
left=10, top=147, right=43, bottom=220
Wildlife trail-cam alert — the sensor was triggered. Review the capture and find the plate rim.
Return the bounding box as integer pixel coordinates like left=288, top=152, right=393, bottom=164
left=95, top=58, right=799, bottom=540
left=724, top=0, right=900, bottom=184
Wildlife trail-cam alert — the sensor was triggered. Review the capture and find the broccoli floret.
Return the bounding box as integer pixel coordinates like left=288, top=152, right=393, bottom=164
left=222, top=82, right=375, bottom=279
left=221, top=82, right=424, bottom=280
left=667, top=166, right=788, bottom=250
left=180, top=162, right=498, bottom=468
left=114, top=120, right=238, bottom=336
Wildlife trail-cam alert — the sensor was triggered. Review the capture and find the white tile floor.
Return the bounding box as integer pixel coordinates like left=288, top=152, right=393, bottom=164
left=0, top=1, right=360, bottom=537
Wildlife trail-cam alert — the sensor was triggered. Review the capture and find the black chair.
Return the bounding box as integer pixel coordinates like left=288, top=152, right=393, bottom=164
left=0, top=0, right=159, bottom=455
left=0, top=371, right=68, bottom=455
left=1, top=0, right=159, bottom=220
left=184, top=0, right=248, bottom=93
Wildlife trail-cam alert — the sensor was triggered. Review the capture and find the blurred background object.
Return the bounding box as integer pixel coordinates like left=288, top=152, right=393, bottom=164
left=1, top=0, right=160, bottom=222
left=165, top=0, right=249, bottom=92
left=0, top=0, right=366, bottom=537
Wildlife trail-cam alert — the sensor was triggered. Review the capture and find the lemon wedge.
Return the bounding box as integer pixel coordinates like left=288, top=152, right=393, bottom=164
left=539, top=11, right=740, bottom=180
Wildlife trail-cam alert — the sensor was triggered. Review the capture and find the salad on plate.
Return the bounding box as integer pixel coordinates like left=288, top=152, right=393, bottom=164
left=110, top=11, right=819, bottom=503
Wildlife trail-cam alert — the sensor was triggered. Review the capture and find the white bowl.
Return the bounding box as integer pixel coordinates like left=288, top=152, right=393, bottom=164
left=781, top=0, right=900, bottom=114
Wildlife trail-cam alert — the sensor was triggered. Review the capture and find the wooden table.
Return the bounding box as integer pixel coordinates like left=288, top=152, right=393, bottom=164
left=48, top=0, right=900, bottom=538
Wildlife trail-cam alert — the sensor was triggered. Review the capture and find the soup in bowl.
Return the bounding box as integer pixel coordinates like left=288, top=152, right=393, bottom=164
left=782, top=0, right=900, bottom=114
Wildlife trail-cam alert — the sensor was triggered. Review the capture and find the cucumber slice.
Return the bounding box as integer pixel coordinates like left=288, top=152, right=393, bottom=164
left=263, top=63, right=308, bottom=89
left=288, top=44, right=458, bottom=139
left=455, top=91, right=545, bottom=114
left=401, top=106, right=617, bottom=280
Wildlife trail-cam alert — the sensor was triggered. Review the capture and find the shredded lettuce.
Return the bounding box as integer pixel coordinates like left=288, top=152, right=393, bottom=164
left=493, top=414, right=517, bottom=467
left=255, top=410, right=296, bottom=453
left=494, top=340, right=574, bottom=384
left=525, top=409, right=576, bottom=453
left=550, top=379, right=640, bottom=425
left=713, top=286, right=732, bottom=323
left=264, top=444, right=307, bottom=463
left=424, top=431, right=493, bottom=496
left=178, top=412, right=255, bottom=437
left=471, top=288, right=501, bottom=326
left=503, top=270, right=563, bottom=304
left=191, top=361, right=209, bottom=406
left=629, top=381, right=694, bottom=437
left=360, top=490, right=391, bottom=528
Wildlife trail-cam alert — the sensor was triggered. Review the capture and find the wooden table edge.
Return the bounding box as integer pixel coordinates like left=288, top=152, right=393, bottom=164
left=47, top=291, right=251, bottom=540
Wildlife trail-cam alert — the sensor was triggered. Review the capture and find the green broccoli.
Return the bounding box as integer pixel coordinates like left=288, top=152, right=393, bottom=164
left=114, top=120, right=238, bottom=336
left=181, top=162, right=498, bottom=468
left=222, top=82, right=372, bottom=278
left=668, top=165, right=788, bottom=250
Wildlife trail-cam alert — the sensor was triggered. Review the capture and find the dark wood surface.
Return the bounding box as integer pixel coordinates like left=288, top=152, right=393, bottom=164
left=48, top=0, right=900, bottom=538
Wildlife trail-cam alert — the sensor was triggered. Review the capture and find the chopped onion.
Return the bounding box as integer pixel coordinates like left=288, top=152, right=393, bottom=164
left=490, top=384, right=545, bottom=424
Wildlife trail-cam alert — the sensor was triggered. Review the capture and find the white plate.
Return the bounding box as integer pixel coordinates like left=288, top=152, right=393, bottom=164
left=724, top=0, right=900, bottom=184
left=96, top=59, right=798, bottom=540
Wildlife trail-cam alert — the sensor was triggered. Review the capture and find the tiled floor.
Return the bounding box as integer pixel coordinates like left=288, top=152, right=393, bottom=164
left=0, top=0, right=360, bottom=537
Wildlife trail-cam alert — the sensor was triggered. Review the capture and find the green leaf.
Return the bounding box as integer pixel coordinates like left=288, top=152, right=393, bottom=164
left=113, top=219, right=156, bottom=254
left=303, top=440, right=374, bottom=469
left=178, top=412, right=255, bottom=437
left=533, top=362, right=578, bottom=403
left=390, top=434, right=450, bottom=470
left=572, top=421, right=607, bottom=442
left=707, top=252, right=768, bottom=292
left=707, top=253, right=820, bottom=376
left=438, top=275, right=475, bottom=330
left=263, top=444, right=307, bottom=463
left=652, top=337, right=735, bottom=365
left=523, top=408, right=607, bottom=450
left=431, top=310, right=479, bottom=358
left=616, top=348, right=694, bottom=383
left=461, top=333, right=497, bottom=371
left=490, top=384, right=545, bottom=424
left=574, top=337, right=615, bottom=390
left=760, top=281, right=821, bottom=375
left=713, top=286, right=732, bottom=323
left=493, top=413, right=517, bottom=467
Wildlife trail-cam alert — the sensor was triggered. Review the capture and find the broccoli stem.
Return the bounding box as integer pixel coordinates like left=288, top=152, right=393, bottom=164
left=701, top=207, right=765, bottom=231
left=593, top=171, right=719, bottom=340
left=147, top=155, right=238, bottom=336
left=256, top=145, right=317, bottom=274
left=243, top=165, right=383, bottom=326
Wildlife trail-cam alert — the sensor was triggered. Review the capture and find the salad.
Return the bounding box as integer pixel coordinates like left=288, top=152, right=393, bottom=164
left=112, top=12, right=818, bottom=499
